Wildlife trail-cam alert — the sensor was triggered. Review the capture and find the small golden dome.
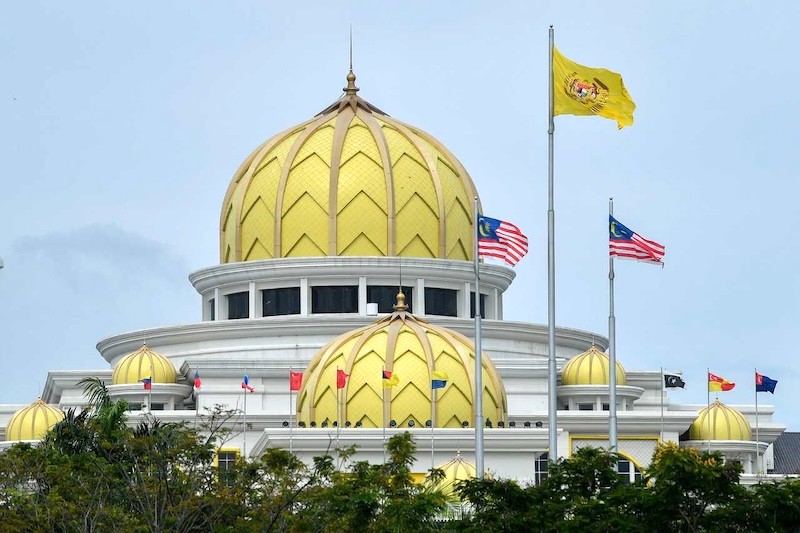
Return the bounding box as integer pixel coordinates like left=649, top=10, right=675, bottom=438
left=689, top=400, right=752, bottom=441
left=111, top=344, right=177, bottom=385
left=432, top=453, right=476, bottom=501
left=296, top=302, right=507, bottom=428
left=561, top=345, right=626, bottom=386
left=5, top=399, right=64, bottom=441
left=219, top=71, right=480, bottom=263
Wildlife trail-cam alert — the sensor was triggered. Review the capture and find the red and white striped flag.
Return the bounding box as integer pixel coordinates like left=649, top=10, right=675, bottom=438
left=477, top=215, right=529, bottom=266
left=609, top=215, right=665, bottom=264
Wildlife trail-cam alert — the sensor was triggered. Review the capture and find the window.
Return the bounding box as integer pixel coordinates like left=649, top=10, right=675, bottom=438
left=602, top=403, right=610, bottom=411
left=209, top=298, right=215, bottom=321
left=217, top=450, right=238, bottom=485
left=534, top=453, right=549, bottom=485
left=617, top=458, right=643, bottom=484
left=150, top=403, right=165, bottom=411
left=262, top=287, right=300, bottom=316
left=367, top=285, right=413, bottom=313
left=227, top=292, right=249, bottom=319
left=578, top=403, right=594, bottom=411
left=470, top=292, right=487, bottom=318
left=312, top=285, right=358, bottom=313
left=424, top=288, right=458, bottom=317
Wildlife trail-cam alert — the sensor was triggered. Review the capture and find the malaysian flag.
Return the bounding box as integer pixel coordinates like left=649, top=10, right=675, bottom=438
left=477, top=215, right=529, bottom=266
left=609, top=215, right=665, bottom=264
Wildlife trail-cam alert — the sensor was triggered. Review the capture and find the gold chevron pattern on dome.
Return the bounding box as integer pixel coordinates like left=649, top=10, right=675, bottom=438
left=5, top=399, right=64, bottom=441
left=296, top=293, right=507, bottom=428
left=561, top=345, right=627, bottom=386
left=689, top=400, right=752, bottom=441
left=111, top=344, right=177, bottom=385
left=219, top=70, right=480, bottom=263
left=431, top=453, right=477, bottom=501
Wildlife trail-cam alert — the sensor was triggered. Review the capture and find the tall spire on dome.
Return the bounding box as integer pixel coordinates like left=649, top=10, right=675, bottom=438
left=344, top=25, right=359, bottom=95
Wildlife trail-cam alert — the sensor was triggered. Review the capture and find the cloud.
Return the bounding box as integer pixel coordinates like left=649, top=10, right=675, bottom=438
left=0, top=224, right=197, bottom=403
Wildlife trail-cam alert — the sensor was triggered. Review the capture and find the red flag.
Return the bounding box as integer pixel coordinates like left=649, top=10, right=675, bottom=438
left=140, top=377, right=152, bottom=390
left=193, top=370, right=202, bottom=390
left=289, top=371, right=303, bottom=391
left=337, top=369, right=349, bottom=389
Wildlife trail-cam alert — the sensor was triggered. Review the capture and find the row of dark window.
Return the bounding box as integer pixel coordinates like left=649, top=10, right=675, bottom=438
left=212, top=285, right=487, bottom=320
left=562, top=403, right=612, bottom=411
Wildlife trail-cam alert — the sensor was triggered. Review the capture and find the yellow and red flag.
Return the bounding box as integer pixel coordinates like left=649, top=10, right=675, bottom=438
left=553, top=47, right=636, bottom=129
left=708, top=372, right=735, bottom=392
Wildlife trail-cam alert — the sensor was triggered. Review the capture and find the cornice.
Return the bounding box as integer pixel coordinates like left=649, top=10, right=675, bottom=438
left=97, top=316, right=607, bottom=365
left=189, top=256, right=516, bottom=294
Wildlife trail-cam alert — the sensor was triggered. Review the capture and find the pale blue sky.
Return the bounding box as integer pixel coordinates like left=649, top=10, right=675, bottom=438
left=2, top=2, right=799, bottom=428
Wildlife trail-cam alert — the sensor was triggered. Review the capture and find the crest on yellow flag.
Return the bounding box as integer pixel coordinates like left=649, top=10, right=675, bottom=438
left=553, top=47, right=636, bottom=129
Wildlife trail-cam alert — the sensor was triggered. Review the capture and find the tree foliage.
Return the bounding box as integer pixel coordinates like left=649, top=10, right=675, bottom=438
left=3, top=388, right=800, bottom=533
left=454, top=442, right=800, bottom=533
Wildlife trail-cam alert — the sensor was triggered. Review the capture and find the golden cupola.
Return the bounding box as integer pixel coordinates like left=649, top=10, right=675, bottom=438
left=561, top=345, right=627, bottom=386
left=112, top=344, right=177, bottom=386
left=432, top=453, right=477, bottom=501
left=296, top=292, right=507, bottom=428
left=219, top=70, right=480, bottom=263
left=689, top=400, right=752, bottom=441
left=5, top=399, right=64, bottom=441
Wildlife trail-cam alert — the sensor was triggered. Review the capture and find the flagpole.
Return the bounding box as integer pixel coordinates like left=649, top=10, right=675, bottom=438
left=660, top=367, right=665, bottom=442
left=608, top=198, right=618, bottom=454
left=473, top=196, right=484, bottom=477
left=194, top=368, right=199, bottom=431
left=243, top=369, right=248, bottom=459
left=546, top=24, right=558, bottom=464
left=290, top=368, right=294, bottom=455
left=382, top=384, right=387, bottom=463
left=431, top=388, right=436, bottom=471
left=755, top=367, right=760, bottom=476
left=336, top=366, right=341, bottom=446
left=706, top=368, right=711, bottom=454
left=147, top=362, right=154, bottom=416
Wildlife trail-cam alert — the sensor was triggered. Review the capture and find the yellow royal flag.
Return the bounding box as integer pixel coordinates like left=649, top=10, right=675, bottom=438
left=552, top=46, right=636, bottom=129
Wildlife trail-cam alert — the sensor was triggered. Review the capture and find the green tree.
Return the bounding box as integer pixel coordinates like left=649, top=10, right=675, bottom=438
left=292, top=432, right=446, bottom=533
left=645, top=443, right=744, bottom=532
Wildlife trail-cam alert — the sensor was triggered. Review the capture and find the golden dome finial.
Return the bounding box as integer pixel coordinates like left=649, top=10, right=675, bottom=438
left=344, top=69, right=359, bottom=95
left=393, top=290, right=407, bottom=312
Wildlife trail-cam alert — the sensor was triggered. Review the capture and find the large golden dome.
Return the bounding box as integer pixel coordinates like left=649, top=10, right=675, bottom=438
left=5, top=399, right=64, bottom=441
left=689, top=400, right=752, bottom=441
left=561, top=345, right=627, bottom=386
left=296, top=293, right=507, bottom=428
left=111, top=344, right=177, bottom=386
left=219, top=70, right=480, bottom=263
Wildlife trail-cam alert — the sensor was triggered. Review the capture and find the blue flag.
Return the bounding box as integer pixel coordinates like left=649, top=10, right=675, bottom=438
left=431, top=370, right=448, bottom=390
left=755, top=372, right=777, bottom=394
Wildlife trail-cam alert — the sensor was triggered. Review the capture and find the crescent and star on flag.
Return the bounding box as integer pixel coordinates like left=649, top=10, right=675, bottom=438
left=478, top=217, right=492, bottom=238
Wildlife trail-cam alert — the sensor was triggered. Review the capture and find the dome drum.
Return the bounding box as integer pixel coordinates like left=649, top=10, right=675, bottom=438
left=107, top=383, right=192, bottom=411
left=557, top=385, right=644, bottom=412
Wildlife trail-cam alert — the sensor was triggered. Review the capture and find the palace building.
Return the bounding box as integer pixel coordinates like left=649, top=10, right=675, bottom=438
left=0, top=68, right=788, bottom=483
